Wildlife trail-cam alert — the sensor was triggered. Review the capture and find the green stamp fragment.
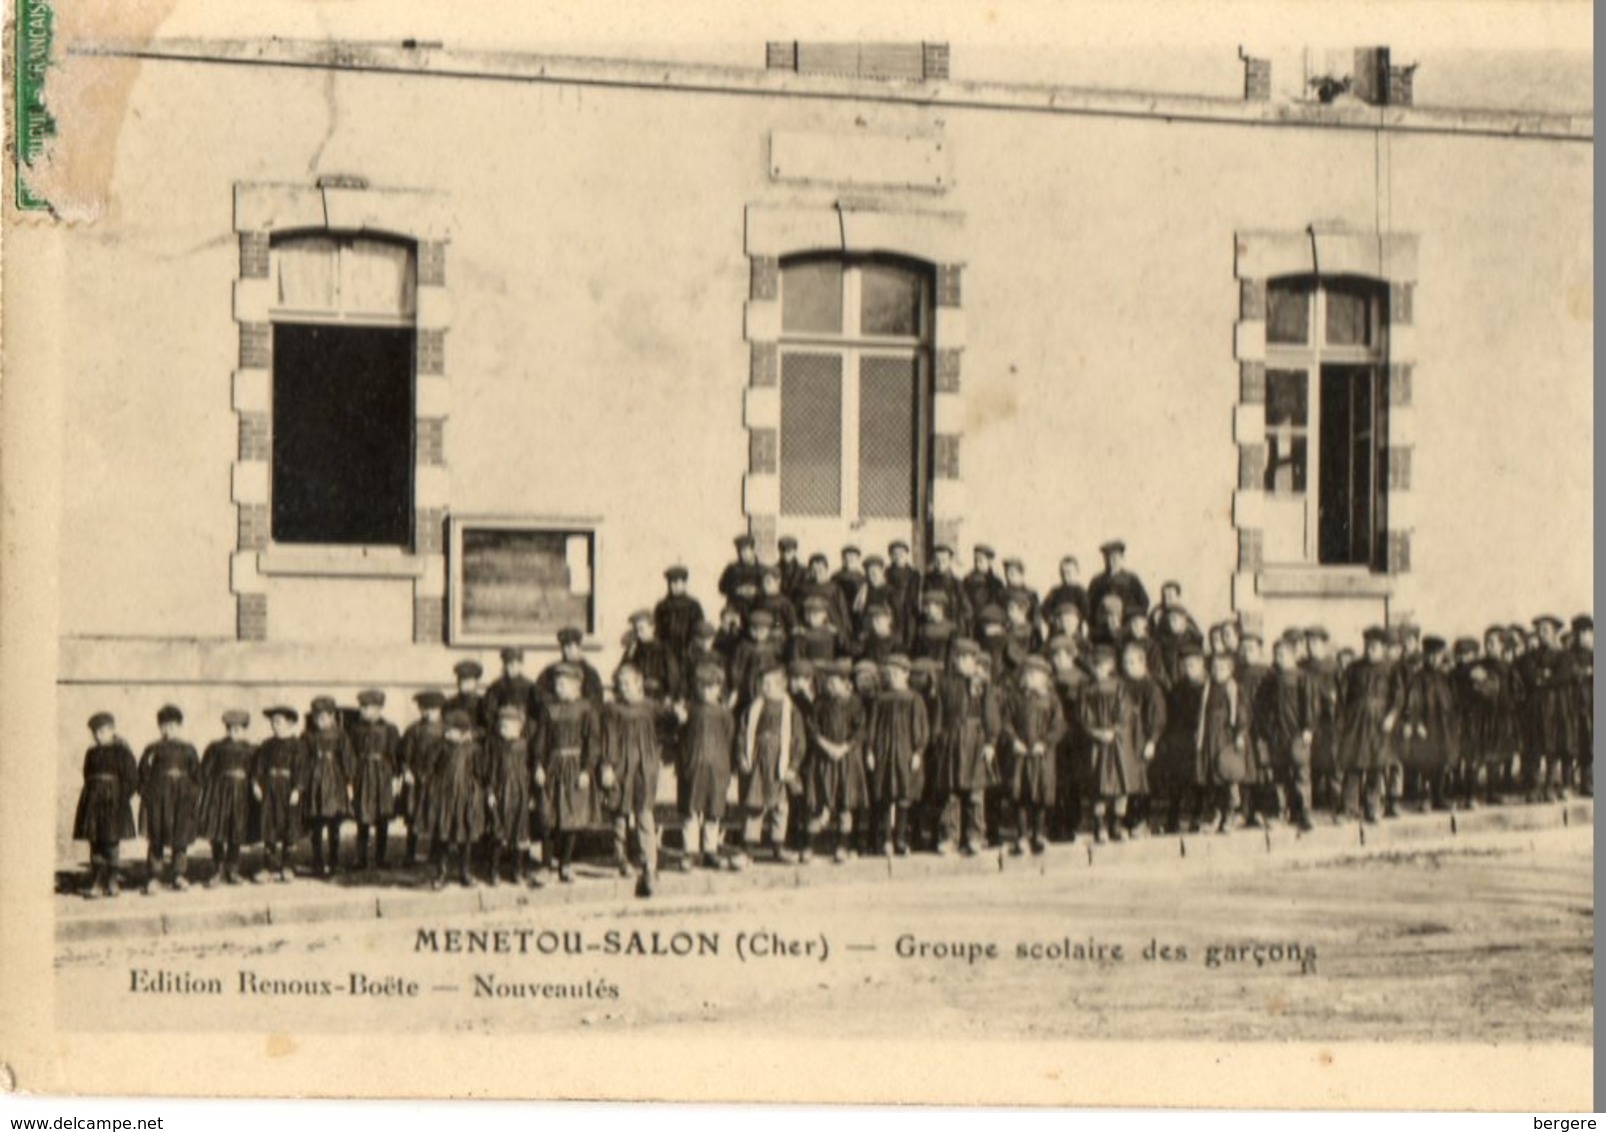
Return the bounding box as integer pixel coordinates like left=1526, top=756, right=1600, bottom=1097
left=14, top=0, right=55, bottom=211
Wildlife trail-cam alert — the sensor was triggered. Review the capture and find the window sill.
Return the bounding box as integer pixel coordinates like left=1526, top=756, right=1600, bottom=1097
left=258, top=546, right=426, bottom=579
left=1257, top=566, right=1394, bottom=598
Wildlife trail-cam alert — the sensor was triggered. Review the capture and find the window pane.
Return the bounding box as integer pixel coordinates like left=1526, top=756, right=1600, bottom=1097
left=460, top=528, right=594, bottom=637
left=1265, top=369, right=1308, bottom=426
left=272, top=323, right=415, bottom=546
left=1266, top=278, right=1313, bottom=345
left=274, top=237, right=339, bottom=310
left=341, top=238, right=417, bottom=319
left=859, top=261, right=923, bottom=337
left=859, top=355, right=919, bottom=519
left=780, top=352, right=844, bottom=517
left=782, top=260, right=844, bottom=334
left=1325, top=280, right=1379, bottom=347
left=1264, top=435, right=1307, bottom=495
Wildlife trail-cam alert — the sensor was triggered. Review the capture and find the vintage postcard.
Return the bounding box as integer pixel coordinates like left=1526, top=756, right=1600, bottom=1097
left=0, top=0, right=1593, bottom=1111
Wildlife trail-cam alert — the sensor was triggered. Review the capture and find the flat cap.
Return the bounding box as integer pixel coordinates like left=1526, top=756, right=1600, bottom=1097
left=734, top=534, right=755, bottom=549
left=1045, top=635, right=1077, bottom=654
left=922, top=589, right=951, bottom=607
left=788, top=659, right=815, bottom=679
left=748, top=609, right=775, bottom=628
left=1422, top=636, right=1448, bottom=656
left=87, top=711, right=116, bottom=731
left=1304, top=626, right=1330, bottom=641
left=499, top=647, right=525, bottom=663
left=1003, top=557, right=1025, bottom=571
left=841, top=544, right=861, bottom=557
left=910, top=658, right=943, bottom=677
left=760, top=564, right=781, bottom=580
left=1089, top=643, right=1117, bottom=662
left=628, top=608, right=653, bottom=624
left=557, top=627, right=584, bottom=646
left=863, top=554, right=886, bottom=569
left=694, top=662, right=726, bottom=686
left=444, top=710, right=474, bottom=731
left=413, top=691, right=447, bottom=710
left=453, top=660, right=484, bottom=680
left=977, top=604, right=1006, bottom=625
left=1022, top=656, right=1053, bottom=677
left=552, top=662, right=582, bottom=681
left=262, top=705, right=300, bottom=723
left=866, top=602, right=893, bottom=619
left=219, top=709, right=250, bottom=729
left=309, top=695, right=338, bottom=715
left=933, top=543, right=955, bottom=556
left=882, top=654, right=912, bottom=672
left=157, top=704, right=184, bottom=725
left=802, top=594, right=829, bottom=613
left=664, top=565, right=689, bottom=582
left=853, top=659, right=882, bottom=677
left=973, top=544, right=996, bottom=558
left=1177, top=639, right=1205, bottom=660
left=1363, top=627, right=1389, bottom=644
left=1573, top=614, right=1593, bottom=633
left=357, top=688, right=386, bottom=707
left=808, top=552, right=830, bottom=567
left=1005, top=587, right=1034, bottom=608
left=1454, top=637, right=1480, bottom=654
left=691, top=619, right=717, bottom=640
left=759, top=658, right=788, bottom=679
left=888, top=539, right=910, bottom=553
left=952, top=639, right=982, bottom=659
left=1099, top=539, right=1127, bottom=555
left=777, top=536, right=799, bottom=551
left=1533, top=614, right=1565, bottom=629
left=496, top=704, right=526, bottom=723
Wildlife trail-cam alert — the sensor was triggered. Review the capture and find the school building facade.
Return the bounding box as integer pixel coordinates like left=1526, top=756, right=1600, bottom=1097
left=48, top=37, right=1591, bottom=852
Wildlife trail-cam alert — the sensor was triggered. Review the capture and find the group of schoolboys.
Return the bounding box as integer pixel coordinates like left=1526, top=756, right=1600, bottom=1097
left=73, top=536, right=1594, bottom=901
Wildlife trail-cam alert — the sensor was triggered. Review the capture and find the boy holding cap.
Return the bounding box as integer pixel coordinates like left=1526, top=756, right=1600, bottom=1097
left=302, top=696, right=354, bottom=877
left=398, top=691, right=447, bottom=866
left=348, top=690, right=401, bottom=872
left=137, top=705, right=202, bottom=893
left=73, top=712, right=138, bottom=898
left=198, top=709, right=257, bottom=886
left=254, top=706, right=305, bottom=882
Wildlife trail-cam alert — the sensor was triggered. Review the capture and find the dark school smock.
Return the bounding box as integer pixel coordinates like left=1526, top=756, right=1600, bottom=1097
left=1197, top=679, right=1251, bottom=787
left=1079, top=677, right=1129, bottom=798
left=197, top=738, right=257, bottom=845
left=930, top=674, right=1002, bottom=796
left=536, top=700, right=600, bottom=830
left=1336, top=659, right=1399, bottom=773
left=345, top=718, right=401, bottom=825
left=73, top=741, right=138, bottom=843
left=678, top=701, right=736, bottom=820
left=597, top=700, right=665, bottom=818
left=1119, top=675, right=1166, bottom=796
left=301, top=727, right=353, bottom=822
left=809, top=694, right=868, bottom=812
left=1400, top=667, right=1460, bottom=775
left=429, top=735, right=488, bottom=844
left=865, top=689, right=929, bottom=806
left=1153, top=679, right=1205, bottom=797
left=1004, top=689, right=1067, bottom=807
left=1253, top=669, right=1315, bottom=770
left=483, top=734, right=534, bottom=845
left=253, top=737, right=306, bottom=843
left=739, top=695, right=808, bottom=811
left=397, top=719, right=445, bottom=825
left=137, top=739, right=202, bottom=848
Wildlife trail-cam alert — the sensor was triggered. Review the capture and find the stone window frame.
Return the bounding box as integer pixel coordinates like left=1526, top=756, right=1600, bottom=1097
left=1232, top=228, right=1418, bottom=631
left=743, top=203, right=966, bottom=562
left=232, top=181, right=453, bottom=643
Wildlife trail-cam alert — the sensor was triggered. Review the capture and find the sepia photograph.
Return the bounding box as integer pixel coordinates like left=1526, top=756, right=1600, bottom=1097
left=0, top=0, right=1594, bottom=1112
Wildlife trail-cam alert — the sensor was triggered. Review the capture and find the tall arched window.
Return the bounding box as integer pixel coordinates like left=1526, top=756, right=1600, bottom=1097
left=1263, top=274, right=1389, bottom=568
left=777, top=253, right=934, bottom=551
left=269, top=233, right=417, bottom=547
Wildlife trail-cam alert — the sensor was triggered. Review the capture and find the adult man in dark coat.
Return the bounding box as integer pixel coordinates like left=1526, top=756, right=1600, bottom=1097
left=883, top=539, right=924, bottom=647
left=1087, top=540, right=1151, bottom=623
left=718, top=534, right=765, bottom=620
left=653, top=565, right=706, bottom=697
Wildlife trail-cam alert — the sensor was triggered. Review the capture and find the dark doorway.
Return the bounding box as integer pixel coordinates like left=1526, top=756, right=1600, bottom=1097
left=271, top=322, right=415, bottom=547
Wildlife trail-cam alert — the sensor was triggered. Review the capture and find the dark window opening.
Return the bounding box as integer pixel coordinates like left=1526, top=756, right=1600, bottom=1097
left=272, top=323, right=415, bottom=546
left=1317, top=364, right=1388, bottom=568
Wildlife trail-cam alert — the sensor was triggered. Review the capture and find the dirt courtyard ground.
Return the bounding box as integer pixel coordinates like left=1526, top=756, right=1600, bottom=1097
left=54, top=825, right=1593, bottom=1048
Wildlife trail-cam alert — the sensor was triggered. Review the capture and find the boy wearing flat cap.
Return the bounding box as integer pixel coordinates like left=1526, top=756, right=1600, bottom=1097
left=655, top=566, right=705, bottom=698
left=752, top=566, right=799, bottom=645
left=398, top=691, right=447, bottom=866
left=794, top=553, right=852, bottom=648
left=138, top=705, right=202, bottom=893
left=1336, top=628, right=1402, bottom=823
left=853, top=554, right=896, bottom=639
left=198, top=709, right=257, bottom=886
left=1251, top=638, right=1318, bottom=832
left=348, top=690, right=401, bottom=872
left=922, top=544, right=972, bottom=638
left=73, top=712, right=138, bottom=898
left=300, top=696, right=353, bottom=877
left=1088, top=540, right=1151, bottom=625
left=1516, top=615, right=1571, bottom=801
left=833, top=545, right=868, bottom=621
left=776, top=536, right=807, bottom=604
left=1398, top=637, right=1459, bottom=812
left=963, top=545, right=1006, bottom=630
left=884, top=540, right=923, bottom=647
left=537, top=628, right=606, bottom=708
left=484, top=648, right=539, bottom=739
left=254, top=707, right=305, bottom=882
left=447, top=660, right=487, bottom=739
left=718, top=534, right=764, bottom=619
left=1044, top=556, right=1090, bottom=628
